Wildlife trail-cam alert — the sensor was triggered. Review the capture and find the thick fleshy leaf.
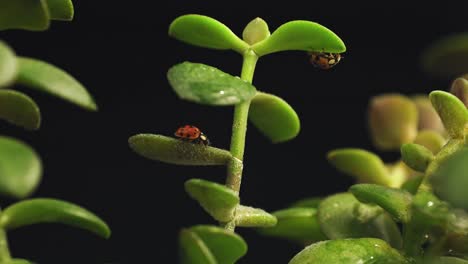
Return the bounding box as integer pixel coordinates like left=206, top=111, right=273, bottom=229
left=249, top=92, right=300, bottom=143
left=430, top=148, right=468, bottom=210
left=257, top=207, right=326, bottom=243
left=169, top=15, right=248, bottom=53
left=412, top=191, right=451, bottom=228
left=451, top=77, right=468, bottom=107
left=413, top=130, right=446, bottom=154
left=289, top=238, right=409, bottom=264
left=368, top=94, right=418, bottom=150
left=401, top=143, right=434, bottom=172
left=180, top=225, right=247, bottom=264
left=421, top=33, right=468, bottom=78
left=0, top=90, right=40, bottom=130
left=129, top=134, right=231, bottom=166
left=430, top=91, right=468, bottom=139
left=16, top=57, right=97, bottom=111
left=290, top=197, right=322, bottom=208
left=0, top=136, right=41, bottom=199
left=235, top=205, right=277, bottom=227
left=0, top=0, right=50, bottom=31
left=327, top=148, right=392, bottom=186
left=350, top=184, right=412, bottom=223
left=242, top=17, right=270, bottom=45
left=185, top=179, right=239, bottom=222
left=401, top=175, right=424, bottom=194
left=251, top=20, right=346, bottom=57
left=45, top=0, right=74, bottom=20
left=0, top=198, right=111, bottom=238
left=318, top=193, right=402, bottom=249
left=0, top=41, right=18, bottom=87
left=167, top=62, right=256, bottom=105
left=411, top=95, right=445, bottom=134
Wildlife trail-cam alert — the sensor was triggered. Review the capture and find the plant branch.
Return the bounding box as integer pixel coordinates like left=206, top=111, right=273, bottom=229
left=0, top=227, right=11, bottom=263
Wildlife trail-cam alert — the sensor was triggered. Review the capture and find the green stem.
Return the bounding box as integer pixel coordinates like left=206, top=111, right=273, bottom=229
left=224, top=50, right=258, bottom=231
left=0, top=228, right=11, bottom=263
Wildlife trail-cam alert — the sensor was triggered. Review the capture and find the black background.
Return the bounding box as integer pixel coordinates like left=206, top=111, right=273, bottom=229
left=1, top=1, right=468, bottom=263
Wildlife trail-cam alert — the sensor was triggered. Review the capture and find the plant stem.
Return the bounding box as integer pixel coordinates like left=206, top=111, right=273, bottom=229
left=0, top=228, right=11, bottom=263
left=224, top=50, right=258, bottom=231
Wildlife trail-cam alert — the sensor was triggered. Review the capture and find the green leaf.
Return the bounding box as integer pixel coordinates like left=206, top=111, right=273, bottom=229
left=16, top=57, right=97, bottom=111
left=242, top=17, right=270, bottom=45
left=327, top=148, right=392, bottom=186
left=289, top=238, right=409, bottom=264
left=430, top=148, right=468, bottom=210
left=169, top=14, right=248, bottom=54
left=180, top=225, right=247, bottom=264
left=257, top=207, right=326, bottom=243
left=413, top=130, right=446, bottom=154
left=167, top=62, right=256, bottom=106
left=350, top=184, right=413, bottom=223
left=421, top=33, right=468, bottom=78
left=368, top=94, right=418, bottom=150
left=128, top=134, right=231, bottom=166
left=235, top=205, right=277, bottom=227
left=0, top=90, right=40, bottom=130
left=0, top=136, right=41, bottom=199
left=0, top=198, right=111, bottom=238
left=249, top=92, right=300, bottom=143
left=10, top=259, right=32, bottom=264
left=318, top=193, right=402, bottom=249
left=401, top=174, right=424, bottom=194
left=451, top=77, right=468, bottom=107
left=290, top=197, right=322, bottom=208
left=251, top=20, right=346, bottom=57
left=0, top=0, right=50, bottom=31
left=185, top=179, right=239, bottom=222
left=401, top=143, right=434, bottom=172
left=45, top=0, right=74, bottom=20
left=412, top=191, right=451, bottom=228
left=430, top=90, right=468, bottom=139
left=0, top=41, right=18, bottom=87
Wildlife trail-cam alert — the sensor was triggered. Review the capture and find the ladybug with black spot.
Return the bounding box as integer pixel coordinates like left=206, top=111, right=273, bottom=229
left=174, top=125, right=210, bottom=146
left=309, top=51, right=343, bottom=69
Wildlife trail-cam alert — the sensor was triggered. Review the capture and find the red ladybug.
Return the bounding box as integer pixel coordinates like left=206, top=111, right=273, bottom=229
left=309, top=51, right=342, bottom=69
left=174, top=125, right=210, bottom=146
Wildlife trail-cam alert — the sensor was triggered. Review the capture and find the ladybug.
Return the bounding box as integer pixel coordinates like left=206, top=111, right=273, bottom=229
left=309, top=51, right=343, bottom=69
left=174, top=125, right=210, bottom=146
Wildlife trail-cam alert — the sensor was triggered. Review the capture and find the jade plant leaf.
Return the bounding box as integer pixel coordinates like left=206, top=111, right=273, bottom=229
left=185, top=179, right=239, bottom=222
left=45, top=0, right=74, bottom=20
left=11, top=259, right=32, bottom=264
left=401, top=174, right=424, bottom=194
left=169, top=14, right=248, bottom=54
left=180, top=225, right=247, bottom=264
left=0, top=90, right=41, bottom=130
left=421, top=33, right=468, bottom=78
left=318, top=193, right=403, bottom=249
left=242, top=17, right=270, bottom=45
left=0, top=136, right=41, bottom=199
left=289, top=238, right=409, bottom=264
left=412, top=191, right=451, bottom=228
left=16, top=57, right=97, bottom=111
left=251, top=20, right=346, bottom=57
left=368, top=94, right=418, bottom=150
left=413, top=130, right=446, bottom=154
left=0, top=41, right=18, bottom=87
left=0, top=198, right=111, bottom=238
left=430, top=148, right=468, bottom=210
left=167, top=62, right=256, bottom=105
left=327, top=148, right=392, bottom=186
left=235, top=205, right=277, bottom=227
left=290, top=197, right=322, bottom=208
left=0, top=0, right=50, bottom=31
left=429, top=91, right=468, bottom=139
left=401, top=143, right=434, bottom=172
left=257, top=207, right=326, bottom=244
left=129, top=134, right=231, bottom=166
left=350, top=184, right=413, bottom=223
left=249, top=92, right=300, bottom=143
